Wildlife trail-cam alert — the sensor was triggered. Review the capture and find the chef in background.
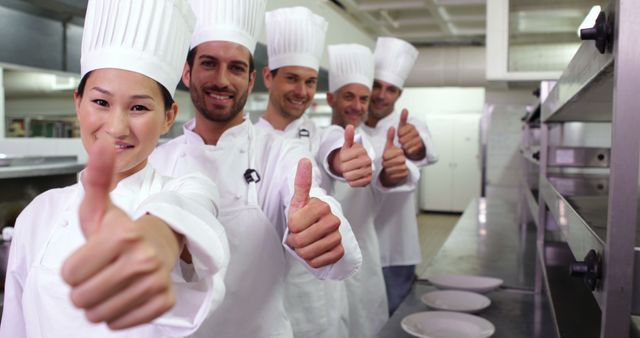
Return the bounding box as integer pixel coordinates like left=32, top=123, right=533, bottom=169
left=149, top=1, right=362, bottom=337
left=326, top=43, right=421, bottom=338
left=0, top=0, right=229, bottom=336
left=361, top=36, right=439, bottom=315
left=255, top=7, right=371, bottom=338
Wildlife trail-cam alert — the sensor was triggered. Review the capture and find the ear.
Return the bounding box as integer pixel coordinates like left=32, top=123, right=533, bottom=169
left=161, top=102, right=179, bottom=134
left=247, top=69, right=257, bottom=96
left=262, top=66, right=273, bottom=91
left=326, top=91, right=335, bottom=107
left=181, top=62, right=191, bottom=89
left=73, top=89, right=82, bottom=119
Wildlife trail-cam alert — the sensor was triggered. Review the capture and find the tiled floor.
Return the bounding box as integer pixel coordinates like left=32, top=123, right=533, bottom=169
left=415, top=212, right=460, bottom=277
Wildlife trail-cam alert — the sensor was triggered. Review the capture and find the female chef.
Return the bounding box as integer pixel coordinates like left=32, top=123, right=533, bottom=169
left=0, top=0, right=228, bottom=337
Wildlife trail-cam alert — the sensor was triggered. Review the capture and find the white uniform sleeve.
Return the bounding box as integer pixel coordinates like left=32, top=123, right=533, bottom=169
left=133, top=173, right=229, bottom=337
left=0, top=217, right=29, bottom=337
left=408, top=116, right=438, bottom=167
left=364, top=131, right=420, bottom=194
left=315, top=125, right=346, bottom=182
left=279, top=140, right=362, bottom=281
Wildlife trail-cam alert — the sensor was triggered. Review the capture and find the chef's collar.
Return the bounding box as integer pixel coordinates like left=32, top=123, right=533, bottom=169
left=364, top=109, right=400, bottom=130
left=77, top=162, right=152, bottom=197
left=256, top=116, right=307, bottom=138
left=182, top=117, right=252, bottom=147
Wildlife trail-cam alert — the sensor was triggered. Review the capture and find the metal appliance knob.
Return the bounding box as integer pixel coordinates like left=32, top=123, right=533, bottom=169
left=569, top=249, right=601, bottom=291
left=579, top=11, right=610, bottom=54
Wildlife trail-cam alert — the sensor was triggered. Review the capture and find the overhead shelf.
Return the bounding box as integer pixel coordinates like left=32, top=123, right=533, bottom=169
left=542, top=41, right=614, bottom=123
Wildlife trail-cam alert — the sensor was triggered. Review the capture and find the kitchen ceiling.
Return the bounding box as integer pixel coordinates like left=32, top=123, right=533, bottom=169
left=331, top=0, right=602, bottom=46
left=0, top=0, right=603, bottom=47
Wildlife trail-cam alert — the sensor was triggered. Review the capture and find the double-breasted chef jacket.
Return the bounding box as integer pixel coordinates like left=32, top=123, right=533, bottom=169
left=149, top=118, right=362, bottom=338
left=255, top=115, right=350, bottom=338
left=360, top=109, right=438, bottom=268
left=257, top=116, right=420, bottom=338
left=0, top=165, right=229, bottom=338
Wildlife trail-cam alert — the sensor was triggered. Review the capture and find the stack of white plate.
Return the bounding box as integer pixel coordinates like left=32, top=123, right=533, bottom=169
left=401, top=275, right=503, bottom=338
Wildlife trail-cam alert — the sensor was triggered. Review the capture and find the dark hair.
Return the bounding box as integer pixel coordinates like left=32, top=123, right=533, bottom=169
left=77, top=71, right=174, bottom=110
left=186, top=46, right=255, bottom=75
left=270, top=68, right=279, bottom=77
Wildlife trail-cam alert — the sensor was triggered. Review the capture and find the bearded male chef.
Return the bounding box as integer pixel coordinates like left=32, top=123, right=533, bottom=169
left=360, top=37, right=438, bottom=315
left=326, top=43, right=424, bottom=338
left=254, top=7, right=373, bottom=338
left=149, top=1, right=362, bottom=338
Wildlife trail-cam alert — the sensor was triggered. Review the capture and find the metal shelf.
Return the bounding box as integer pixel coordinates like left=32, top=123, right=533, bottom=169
left=526, top=186, right=539, bottom=227
left=531, top=2, right=640, bottom=335
left=540, top=173, right=640, bottom=314
left=521, top=146, right=540, bottom=165
left=547, top=147, right=610, bottom=168
left=537, top=241, right=602, bottom=338
left=542, top=44, right=614, bottom=123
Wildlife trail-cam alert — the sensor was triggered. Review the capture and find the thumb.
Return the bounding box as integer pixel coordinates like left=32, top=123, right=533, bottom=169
left=343, top=125, right=355, bottom=150
left=399, top=109, right=409, bottom=129
left=289, top=158, right=312, bottom=217
left=385, top=127, right=396, bottom=151
left=79, top=139, right=115, bottom=238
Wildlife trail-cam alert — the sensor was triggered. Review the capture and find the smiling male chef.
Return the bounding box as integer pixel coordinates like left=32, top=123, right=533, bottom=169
left=325, top=43, right=422, bottom=338
left=254, top=7, right=375, bottom=338
left=360, top=36, right=438, bottom=315
left=149, top=1, right=362, bottom=338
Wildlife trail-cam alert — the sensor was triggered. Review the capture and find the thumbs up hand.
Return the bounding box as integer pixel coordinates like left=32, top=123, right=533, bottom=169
left=397, top=109, right=426, bottom=160
left=287, top=159, right=345, bottom=268
left=329, top=125, right=373, bottom=188
left=61, top=139, right=183, bottom=330
left=381, top=127, right=409, bottom=187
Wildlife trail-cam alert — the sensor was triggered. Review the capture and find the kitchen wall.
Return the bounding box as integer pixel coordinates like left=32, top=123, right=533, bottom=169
left=484, top=88, right=538, bottom=200
left=394, top=87, right=486, bottom=211
left=0, top=67, right=5, bottom=138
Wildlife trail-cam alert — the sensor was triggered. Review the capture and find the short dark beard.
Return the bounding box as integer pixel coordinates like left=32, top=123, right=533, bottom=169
left=191, top=85, right=249, bottom=123
left=368, top=104, right=393, bottom=120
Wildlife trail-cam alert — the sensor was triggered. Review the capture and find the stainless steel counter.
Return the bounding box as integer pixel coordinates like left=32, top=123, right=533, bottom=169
left=0, top=162, right=84, bottom=179
left=378, top=198, right=558, bottom=337
left=419, top=198, right=537, bottom=290
left=375, top=282, right=557, bottom=338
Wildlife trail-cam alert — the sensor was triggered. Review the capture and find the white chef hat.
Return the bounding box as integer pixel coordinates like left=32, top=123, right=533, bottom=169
left=328, top=44, right=374, bottom=93
left=80, top=0, right=194, bottom=98
left=189, top=0, right=266, bottom=55
left=373, top=37, right=419, bottom=89
left=265, top=7, right=328, bottom=71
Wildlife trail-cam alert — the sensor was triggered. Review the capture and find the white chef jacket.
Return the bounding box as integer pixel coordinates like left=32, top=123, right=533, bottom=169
left=257, top=117, right=419, bottom=338
left=328, top=128, right=419, bottom=338
left=149, top=118, right=362, bottom=338
left=255, top=116, right=350, bottom=338
left=360, top=110, right=438, bottom=267
left=0, top=164, right=229, bottom=338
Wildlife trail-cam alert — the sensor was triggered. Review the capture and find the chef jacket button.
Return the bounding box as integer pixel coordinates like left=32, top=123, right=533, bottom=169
left=180, top=152, right=186, bottom=158
left=234, top=194, right=241, bottom=200
left=239, top=148, right=246, bottom=153
left=61, top=219, right=69, bottom=227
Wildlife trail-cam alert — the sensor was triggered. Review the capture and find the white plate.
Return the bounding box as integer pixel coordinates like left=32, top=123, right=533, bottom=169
left=421, top=290, right=491, bottom=313
left=427, top=275, right=503, bottom=293
left=401, top=311, right=495, bottom=338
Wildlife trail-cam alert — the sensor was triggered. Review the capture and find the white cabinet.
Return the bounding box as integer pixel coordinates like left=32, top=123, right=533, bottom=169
left=419, top=115, right=481, bottom=212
